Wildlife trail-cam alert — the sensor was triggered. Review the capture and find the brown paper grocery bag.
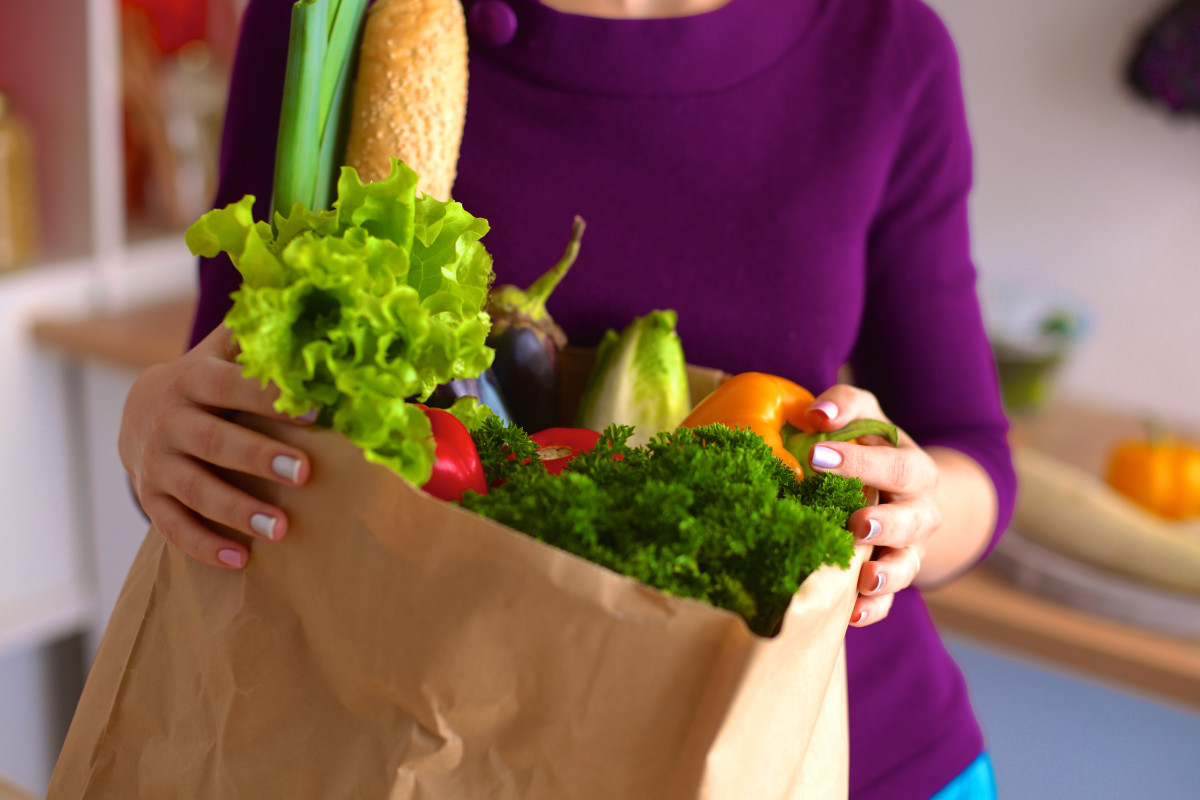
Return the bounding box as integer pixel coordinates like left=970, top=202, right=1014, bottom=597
left=49, top=417, right=867, bottom=800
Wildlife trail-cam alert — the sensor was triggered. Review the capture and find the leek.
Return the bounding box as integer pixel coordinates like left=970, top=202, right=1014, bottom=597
left=273, top=0, right=370, bottom=216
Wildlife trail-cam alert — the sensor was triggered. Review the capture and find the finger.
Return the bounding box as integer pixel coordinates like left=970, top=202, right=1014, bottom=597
left=179, top=324, right=316, bottom=425
left=855, top=545, right=923, bottom=597
left=167, top=408, right=310, bottom=488
left=809, top=440, right=936, bottom=496
left=850, top=591, right=895, bottom=627
left=189, top=320, right=235, bottom=357
left=156, top=453, right=290, bottom=543
left=142, top=493, right=251, bottom=570
left=176, top=356, right=317, bottom=425
left=848, top=499, right=941, bottom=549
left=804, top=384, right=889, bottom=430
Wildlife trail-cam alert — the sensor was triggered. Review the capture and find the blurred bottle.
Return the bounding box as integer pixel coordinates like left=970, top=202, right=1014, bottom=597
left=160, top=40, right=227, bottom=229
left=0, top=92, right=39, bottom=272
left=121, top=2, right=230, bottom=234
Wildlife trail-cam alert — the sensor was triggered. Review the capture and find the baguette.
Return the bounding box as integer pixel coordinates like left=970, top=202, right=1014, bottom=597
left=1012, top=445, right=1200, bottom=595
left=342, top=0, right=469, bottom=200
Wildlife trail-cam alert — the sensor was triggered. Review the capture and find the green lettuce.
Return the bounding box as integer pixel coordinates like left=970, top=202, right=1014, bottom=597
left=185, top=158, right=495, bottom=485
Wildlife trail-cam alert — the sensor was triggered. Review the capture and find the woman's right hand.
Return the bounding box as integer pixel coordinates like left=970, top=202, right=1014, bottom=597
left=119, top=323, right=315, bottom=569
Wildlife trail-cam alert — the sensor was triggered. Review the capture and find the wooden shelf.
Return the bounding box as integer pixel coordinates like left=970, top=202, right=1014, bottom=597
left=0, top=775, right=37, bottom=800
left=31, top=294, right=194, bottom=372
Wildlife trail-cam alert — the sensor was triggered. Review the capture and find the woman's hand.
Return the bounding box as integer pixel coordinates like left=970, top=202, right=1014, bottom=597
left=119, top=324, right=315, bottom=569
left=802, top=386, right=943, bottom=627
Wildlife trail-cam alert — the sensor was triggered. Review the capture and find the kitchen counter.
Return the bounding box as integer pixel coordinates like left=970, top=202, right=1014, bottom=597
left=925, top=562, right=1200, bottom=707
left=927, top=402, right=1200, bottom=708
left=31, top=295, right=1200, bottom=711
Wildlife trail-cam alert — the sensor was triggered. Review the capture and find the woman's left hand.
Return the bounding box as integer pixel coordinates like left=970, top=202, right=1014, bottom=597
left=802, top=385, right=942, bottom=627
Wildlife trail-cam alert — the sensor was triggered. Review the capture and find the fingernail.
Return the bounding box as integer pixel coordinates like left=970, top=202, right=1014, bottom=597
left=217, top=549, right=246, bottom=568
left=810, top=400, right=839, bottom=420
left=861, top=518, right=881, bottom=543
left=851, top=609, right=866, bottom=625
left=871, top=572, right=886, bottom=593
left=811, top=445, right=842, bottom=470
left=250, top=513, right=277, bottom=541
left=272, top=454, right=302, bottom=483
left=296, top=407, right=318, bottom=423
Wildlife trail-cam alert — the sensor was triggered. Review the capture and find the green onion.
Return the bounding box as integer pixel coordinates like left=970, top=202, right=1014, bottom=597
left=316, top=0, right=370, bottom=206
left=273, top=0, right=370, bottom=217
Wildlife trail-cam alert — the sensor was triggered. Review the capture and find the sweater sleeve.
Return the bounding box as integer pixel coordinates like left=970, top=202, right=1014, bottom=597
left=850, top=12, right=1016, bottom=559
left=187, top=0, right=294, bottom=349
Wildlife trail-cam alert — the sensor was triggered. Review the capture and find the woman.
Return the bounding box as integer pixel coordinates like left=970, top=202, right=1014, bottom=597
left=119, top=0, right=1015, bottom=796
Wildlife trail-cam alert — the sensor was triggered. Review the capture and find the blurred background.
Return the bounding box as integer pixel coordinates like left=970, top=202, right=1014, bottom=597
left=1, top=0, right=1198, bottom=796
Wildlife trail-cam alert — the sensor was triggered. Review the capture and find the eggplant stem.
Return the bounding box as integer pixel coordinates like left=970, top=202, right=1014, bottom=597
left=525, top=215, right=586, bottom=316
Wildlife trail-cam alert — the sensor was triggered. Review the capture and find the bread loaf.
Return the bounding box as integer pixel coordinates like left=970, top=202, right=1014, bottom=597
left=343, top=0, right=469, bottom=200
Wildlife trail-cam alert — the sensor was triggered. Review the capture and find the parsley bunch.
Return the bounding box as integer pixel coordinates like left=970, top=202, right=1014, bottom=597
left=459, top=420, right=865, bottom=637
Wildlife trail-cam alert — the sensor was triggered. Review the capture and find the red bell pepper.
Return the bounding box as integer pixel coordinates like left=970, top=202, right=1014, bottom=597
left=497, top=427, right=610, bottom=477
left=529, top=427, right=604, bottom=474
left=415, top=404, right=489, bottom=501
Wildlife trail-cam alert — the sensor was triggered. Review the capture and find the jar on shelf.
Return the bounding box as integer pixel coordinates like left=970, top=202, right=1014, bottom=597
left=0, top=92, right=40, bottom=272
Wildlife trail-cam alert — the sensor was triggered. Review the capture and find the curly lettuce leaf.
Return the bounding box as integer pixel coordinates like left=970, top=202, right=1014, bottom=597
left=445, top=396, right=497, bottom=433
left=185, top=158, right=495, bottom=485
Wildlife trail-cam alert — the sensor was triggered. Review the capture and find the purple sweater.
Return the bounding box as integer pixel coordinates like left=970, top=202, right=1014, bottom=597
left=193, top=1, right=1016, bottom=796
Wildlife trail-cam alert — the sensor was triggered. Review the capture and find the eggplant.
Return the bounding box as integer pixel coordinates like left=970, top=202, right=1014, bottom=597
left=425, top=369, right=513, bottom=424
left=487, top=216, right=585, bottom=432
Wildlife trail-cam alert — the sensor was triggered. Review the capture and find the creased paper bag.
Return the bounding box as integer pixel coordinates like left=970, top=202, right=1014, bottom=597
left=49, top=415, right=867, bottom=800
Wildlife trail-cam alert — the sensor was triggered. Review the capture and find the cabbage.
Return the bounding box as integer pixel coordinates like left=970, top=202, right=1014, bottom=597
left=573, top=310, right=690, bottom=446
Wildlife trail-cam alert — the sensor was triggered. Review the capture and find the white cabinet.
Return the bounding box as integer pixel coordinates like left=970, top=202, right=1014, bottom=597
left=0, top=1, right=215, bottom=793
left=0, top=0, right=199, bottom=656
left=0, top=268, right=95, bottom=658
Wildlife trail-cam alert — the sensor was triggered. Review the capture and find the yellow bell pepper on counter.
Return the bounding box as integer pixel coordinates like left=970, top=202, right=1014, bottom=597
left=1106, top=421, right=1200, bottom=521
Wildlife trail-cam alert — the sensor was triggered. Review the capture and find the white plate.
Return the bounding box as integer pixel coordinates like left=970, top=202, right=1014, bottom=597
left=986, top=527, right=1200, bottom=640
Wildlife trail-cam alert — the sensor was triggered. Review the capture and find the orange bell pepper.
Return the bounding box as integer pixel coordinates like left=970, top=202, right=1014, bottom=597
left=679, top=372, right=897, bottom=479
left=1106, top=421, right=1200, bottom=520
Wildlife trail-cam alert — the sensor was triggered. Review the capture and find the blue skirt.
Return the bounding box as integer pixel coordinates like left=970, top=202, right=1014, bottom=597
left=929, top=752, right=997, bottom=800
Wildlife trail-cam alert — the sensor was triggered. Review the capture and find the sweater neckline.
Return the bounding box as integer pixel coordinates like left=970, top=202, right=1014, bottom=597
left=466, top=0, right=825, bottom=96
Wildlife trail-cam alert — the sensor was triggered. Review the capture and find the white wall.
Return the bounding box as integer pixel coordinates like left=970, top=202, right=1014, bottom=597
left=927, top=0, right=1200, bottom=430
